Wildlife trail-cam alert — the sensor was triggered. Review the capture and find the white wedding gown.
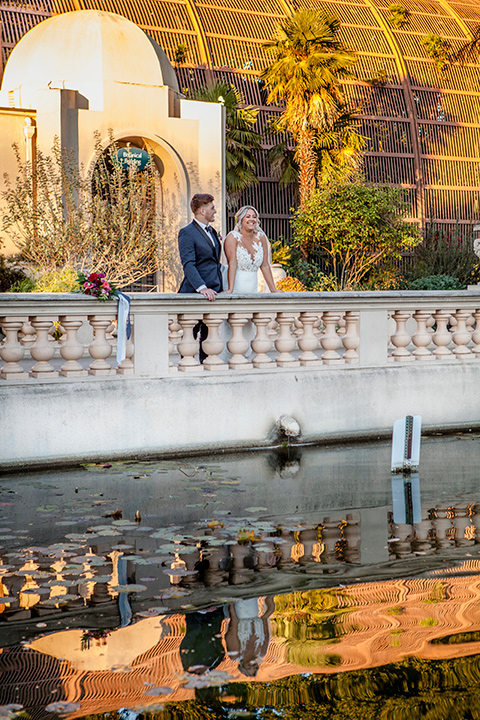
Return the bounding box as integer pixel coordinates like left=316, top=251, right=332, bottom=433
left=232, top=233, right=264, bottom=293
left=219, top=232, right=266, bottom=360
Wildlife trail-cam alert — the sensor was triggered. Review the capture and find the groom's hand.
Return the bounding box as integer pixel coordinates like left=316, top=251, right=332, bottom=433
left=200, top=287, right=217, bottom=301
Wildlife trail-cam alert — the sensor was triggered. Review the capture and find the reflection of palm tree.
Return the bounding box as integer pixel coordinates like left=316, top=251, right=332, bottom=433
left=192, top=81, right=262, bottom=209
left=261, top=9, right=357, bottom=207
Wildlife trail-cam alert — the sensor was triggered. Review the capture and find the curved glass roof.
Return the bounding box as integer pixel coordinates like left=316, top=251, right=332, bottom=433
left=2, top=0, right=480, bottom=236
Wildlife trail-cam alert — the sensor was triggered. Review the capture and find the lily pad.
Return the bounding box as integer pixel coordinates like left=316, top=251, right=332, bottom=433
left=39, top=594, right=80, bottom=605
left=45, top=702, right=81, bottom=714
left=110, top=584, right=147, bottom=593
left=0, top=704, right=23, bottom=720
left=144, top=686, right=173, bottom=696
left=136, top=607, right=169, bottom=617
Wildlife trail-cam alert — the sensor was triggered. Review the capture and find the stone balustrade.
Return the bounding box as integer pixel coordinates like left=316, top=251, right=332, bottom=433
left=2, top=290, right=480, bottom=381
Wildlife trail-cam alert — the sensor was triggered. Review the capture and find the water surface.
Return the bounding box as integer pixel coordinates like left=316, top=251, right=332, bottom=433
left=1, top=435, right=480, bottom=719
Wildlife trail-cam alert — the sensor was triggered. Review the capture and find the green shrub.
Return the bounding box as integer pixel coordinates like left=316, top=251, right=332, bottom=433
left=8, top=276, right=35, bottom=292
left=0, top=255, right=29, bottom=291
left=33, top=267, right=78, bottom=293
left=408, top=274, right=462, bottom=290
left=422, top=33, right=450, bottom=72
left=388, top=4, right=409, bottom=28
left=291, top=180, right=420, bottom=289
left=411, top=225, right=480, bottom=287
left=270, top=239, right=292, bottom=267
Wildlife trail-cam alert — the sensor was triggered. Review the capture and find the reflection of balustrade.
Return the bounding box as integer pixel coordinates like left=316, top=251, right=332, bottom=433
left=3, top=292, right=480, bottom=382
left=387, top=502, right=480, bottom=558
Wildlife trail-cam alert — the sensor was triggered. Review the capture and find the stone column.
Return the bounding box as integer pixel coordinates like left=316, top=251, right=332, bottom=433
left=0, top=317, right=28, bottom=380
left=29, top=316, right=59, bottom=378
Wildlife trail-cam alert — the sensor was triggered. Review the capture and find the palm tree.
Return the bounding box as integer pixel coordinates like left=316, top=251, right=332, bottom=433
left=262, top=9, right=357, bottom=206
left=454, top=24, right=480, bottom=63
left=192, top=81, right=262, bottom=209
left=315, top=104, right=366, bottom=185
left=266, top=103, right=365, bottom=191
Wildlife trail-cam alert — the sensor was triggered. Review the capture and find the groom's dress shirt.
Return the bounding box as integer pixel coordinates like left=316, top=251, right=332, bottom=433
left=195, top=220, right=217, bottom=292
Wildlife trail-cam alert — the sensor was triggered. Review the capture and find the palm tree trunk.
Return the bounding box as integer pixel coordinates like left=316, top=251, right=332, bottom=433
left=297, top=128, right=316, bottom=258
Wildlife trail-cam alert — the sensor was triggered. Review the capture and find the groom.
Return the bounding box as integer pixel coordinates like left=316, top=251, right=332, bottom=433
left=178, top=193, right=223, bottom=362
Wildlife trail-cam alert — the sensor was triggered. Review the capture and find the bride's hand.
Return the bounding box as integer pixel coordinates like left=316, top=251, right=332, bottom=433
left=220, top=289, right=233, bottom=294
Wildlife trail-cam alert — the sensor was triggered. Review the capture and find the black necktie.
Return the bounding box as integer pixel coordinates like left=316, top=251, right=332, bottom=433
left=205, top=225, right=216, bottom=247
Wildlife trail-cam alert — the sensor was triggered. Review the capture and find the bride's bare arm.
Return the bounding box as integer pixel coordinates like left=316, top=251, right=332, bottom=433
left=222, top=233, right=237, bottom=293
left=259, top=234, right=281, bottom=293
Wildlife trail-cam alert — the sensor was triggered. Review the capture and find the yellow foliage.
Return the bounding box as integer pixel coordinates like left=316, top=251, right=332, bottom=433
left=277, top=276, right=307, bottom=291
left=34, top=267, right=78, bottom=292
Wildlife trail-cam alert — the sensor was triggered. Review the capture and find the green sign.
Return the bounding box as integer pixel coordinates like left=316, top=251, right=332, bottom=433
left=116, top=147, right=150, bottom=171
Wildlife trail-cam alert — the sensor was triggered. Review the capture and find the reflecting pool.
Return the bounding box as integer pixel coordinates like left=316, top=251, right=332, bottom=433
left=2, top=434, right=480, bottom=719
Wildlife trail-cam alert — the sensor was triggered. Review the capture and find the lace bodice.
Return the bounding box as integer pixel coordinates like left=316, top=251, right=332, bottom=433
left=232, top=230, right=264, bottom=272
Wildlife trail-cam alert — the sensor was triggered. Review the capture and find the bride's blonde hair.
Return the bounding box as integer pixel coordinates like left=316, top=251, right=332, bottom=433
left=234, top=205, right=261, bottom=234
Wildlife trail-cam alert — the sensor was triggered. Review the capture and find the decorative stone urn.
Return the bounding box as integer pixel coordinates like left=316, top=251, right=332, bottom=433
left=257, top=264, right=286, bottom=292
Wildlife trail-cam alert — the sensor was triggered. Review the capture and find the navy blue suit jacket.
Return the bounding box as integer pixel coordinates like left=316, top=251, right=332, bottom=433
left=178, top=220, right=223, bottom=293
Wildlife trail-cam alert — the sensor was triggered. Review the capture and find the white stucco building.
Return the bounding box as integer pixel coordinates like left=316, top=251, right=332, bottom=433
left=0, top=9, right=225, bottom=290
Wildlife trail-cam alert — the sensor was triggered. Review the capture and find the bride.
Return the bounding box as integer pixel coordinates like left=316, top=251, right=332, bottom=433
left=222, top=206, right=279, bottom=294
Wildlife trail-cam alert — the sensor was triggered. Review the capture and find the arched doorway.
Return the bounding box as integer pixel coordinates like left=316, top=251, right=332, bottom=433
left=91, top=136, right=167, bottom=292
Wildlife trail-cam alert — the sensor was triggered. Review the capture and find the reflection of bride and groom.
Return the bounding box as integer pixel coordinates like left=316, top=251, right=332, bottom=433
left=178, top=192, right=281, bottom=362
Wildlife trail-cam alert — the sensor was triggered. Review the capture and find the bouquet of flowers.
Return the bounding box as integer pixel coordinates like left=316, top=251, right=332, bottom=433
left=77, top=271, right=118, bottom=301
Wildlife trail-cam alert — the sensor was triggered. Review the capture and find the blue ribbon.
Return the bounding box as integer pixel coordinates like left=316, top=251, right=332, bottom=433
left=116, top=291, right=131, bottom=364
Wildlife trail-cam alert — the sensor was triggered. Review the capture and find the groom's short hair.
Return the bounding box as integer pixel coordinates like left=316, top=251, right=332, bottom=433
left=191, top=193, right=214, bottom=213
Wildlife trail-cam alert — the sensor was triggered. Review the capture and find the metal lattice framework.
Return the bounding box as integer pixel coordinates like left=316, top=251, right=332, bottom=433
left=2, top=0, right=480, bottom=241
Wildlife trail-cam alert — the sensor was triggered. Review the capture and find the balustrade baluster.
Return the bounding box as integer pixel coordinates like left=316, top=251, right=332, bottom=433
left=168, top=316, right=175, bottom=369
left=177, top=314, right=203, bottom=372
left=432, top=309, right=453, bottom=359
left=472, top=310, right=480, bottom=358
left=227, top=313, right=253, bottom=369
left=267, top=318, right=278, bottom=339
left=452, top=309, right=473, bottom=359
left=452, top=507, right=475, bottom=547
left=252, top=313, right=275, bottom=368
left=293, top=317, right=303, bottom=339
left=337, top=316, right=346, bottom=336
left=87, top=315, right=116, bottom=376
left=0, top=316, right=28, bottom=379
left=59, top=316, right=87, bottom=377
left=313, top=315, right=323, bottom=337
left=342, top=311, right=359, bottom=364
left=412, top=310, right=434, bottom=361
left=298, top=312, right=321, bottom=366
left=20, top=321, right=36, bottom=346
left=390, top=310, right=414, bottom=362
left=29, top=316, right=59, bottom=378
left=275, top=313, right=300, bottom=367
left=117, top=322, right=134, bottom=375
left=202, top=313, right=228, bottom=371
left=433, top=508, right=455, bottom=549
left=321, top=312, right=344, bottom=365
left=168, top=314, right=183, bottom=363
